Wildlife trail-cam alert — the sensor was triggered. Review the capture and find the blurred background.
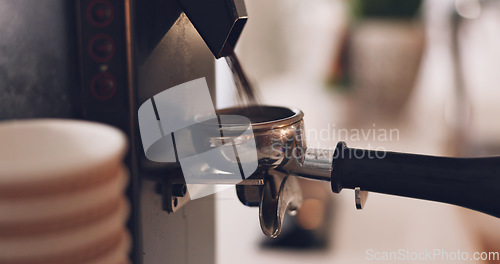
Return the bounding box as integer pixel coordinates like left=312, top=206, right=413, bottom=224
left=216, top=0, right=500, bottom=263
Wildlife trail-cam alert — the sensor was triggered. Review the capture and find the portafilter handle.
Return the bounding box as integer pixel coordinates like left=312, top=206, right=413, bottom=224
left=328, top=141, right=500, bottom=218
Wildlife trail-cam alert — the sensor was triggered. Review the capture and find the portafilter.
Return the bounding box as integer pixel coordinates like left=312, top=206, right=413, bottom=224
left=213, top=105, right=500, bottom=237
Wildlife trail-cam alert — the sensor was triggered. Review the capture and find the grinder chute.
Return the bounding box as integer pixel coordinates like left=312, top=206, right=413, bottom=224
left=179, top=0, right=248, bottom=58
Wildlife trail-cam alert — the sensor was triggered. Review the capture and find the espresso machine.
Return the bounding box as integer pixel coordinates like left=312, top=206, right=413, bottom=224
left=3, top=1, right=500, bottom=264
left=0, top=0, right=247, bottom=263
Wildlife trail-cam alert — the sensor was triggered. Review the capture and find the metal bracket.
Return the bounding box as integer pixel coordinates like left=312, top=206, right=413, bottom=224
left=236, top=170, right=301, bottom=238
left=155, top=178, right=190, bottom=213
left=236, top=170, right=304, bottom=238
left=143, top=157, right=267, bottom=213
left=259, top=171, right=302, bottom=238
left=355, top=187, right=368, bottom=210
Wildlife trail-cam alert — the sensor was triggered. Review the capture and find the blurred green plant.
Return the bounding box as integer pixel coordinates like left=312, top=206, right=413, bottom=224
left=326, top=0, right=423, bottom=91
left=351, top=0, right=422, bottom=19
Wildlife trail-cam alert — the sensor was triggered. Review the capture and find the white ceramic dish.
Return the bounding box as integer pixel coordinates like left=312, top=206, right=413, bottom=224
left=0, top=119, right=127, bottom=197
left=0, top=167, right=127, bottom=228
left=90, top=230, right=131, bottom=264
left=0, top=198, right=129, bottom=262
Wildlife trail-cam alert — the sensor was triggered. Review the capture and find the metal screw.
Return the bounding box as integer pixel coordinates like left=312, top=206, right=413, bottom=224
left=172, top=184, right=187, bottom=197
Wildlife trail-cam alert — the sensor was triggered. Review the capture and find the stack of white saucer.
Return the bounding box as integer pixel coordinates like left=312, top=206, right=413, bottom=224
left=0, top=119, right=130, bottom=264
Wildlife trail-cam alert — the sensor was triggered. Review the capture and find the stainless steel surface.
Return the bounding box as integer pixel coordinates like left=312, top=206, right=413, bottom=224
left=236, top=178, right=265, bottom=185
left=215, top=106, right=305, bottom=170
left=282, top=148, right=333, bottom=181
left=216, top=106, right=332, bottom=181
left=141, top=181, right=215, bottom=264
left=259, top=170, right=303, bottom=238
left=355, top=187, right=369, bottom=210
left=138, top=13, right=216, bottom=264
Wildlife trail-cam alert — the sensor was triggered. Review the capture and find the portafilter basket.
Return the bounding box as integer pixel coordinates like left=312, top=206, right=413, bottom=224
left=214, top=105, right=331, bottom=179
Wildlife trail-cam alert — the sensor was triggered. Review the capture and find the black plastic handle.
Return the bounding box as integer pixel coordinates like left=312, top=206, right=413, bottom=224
left=331, top=142, right=500, bottom=218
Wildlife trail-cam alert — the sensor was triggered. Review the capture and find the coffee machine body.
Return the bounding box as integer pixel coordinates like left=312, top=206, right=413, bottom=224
left=76, top=1, right=219, bottom=262
left=0, top=0, right=247, bottom=263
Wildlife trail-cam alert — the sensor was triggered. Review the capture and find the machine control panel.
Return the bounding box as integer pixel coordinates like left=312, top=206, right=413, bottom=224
left=77, top=0, right=129, bottom=124
left=76, top=1, right=138, bottom=263
left=86, top=0, right=115, bottom=27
